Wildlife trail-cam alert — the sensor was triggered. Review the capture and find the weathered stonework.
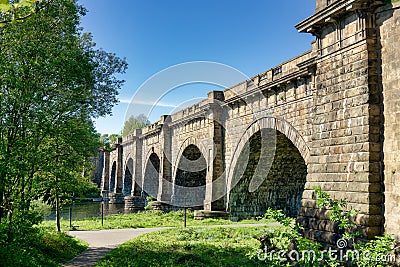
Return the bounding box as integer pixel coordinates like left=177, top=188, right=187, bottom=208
left=295, top=0, right=400, bottom=242
left=97, top=0, right=400, bottom=242
left=124, top=196, right=145, bottom=211
left=376, top=1, right=400, bottom=239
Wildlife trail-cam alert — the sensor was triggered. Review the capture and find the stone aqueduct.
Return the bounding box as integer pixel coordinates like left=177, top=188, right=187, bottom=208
left=98, top=0, right=400, bottom=242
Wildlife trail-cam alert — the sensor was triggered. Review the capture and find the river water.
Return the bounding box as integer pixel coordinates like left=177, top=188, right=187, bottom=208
left=45, top=202, right=127, bottom=220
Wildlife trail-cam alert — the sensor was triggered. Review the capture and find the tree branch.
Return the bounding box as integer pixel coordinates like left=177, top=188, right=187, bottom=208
left=0, top=0, right=54, bottom=24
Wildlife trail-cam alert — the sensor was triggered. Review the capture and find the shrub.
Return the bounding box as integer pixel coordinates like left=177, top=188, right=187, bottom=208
left=254, top=187, right=398, bottom=266
left=0, top=222, right=87, bottom=267
left=31, top=199, right=52, bottom=220
left=144, top=196, right=154, bottom=210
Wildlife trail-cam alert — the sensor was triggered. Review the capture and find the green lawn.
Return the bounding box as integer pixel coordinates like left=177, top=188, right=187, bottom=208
left=95, top=226, right=275, bottom=267
left=0, top=229, right=88, bottom=267
left=40, top=210, right=271, bottom=231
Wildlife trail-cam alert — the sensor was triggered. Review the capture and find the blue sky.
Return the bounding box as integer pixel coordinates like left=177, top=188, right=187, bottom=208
left=79, top=0, right=316, bottom=134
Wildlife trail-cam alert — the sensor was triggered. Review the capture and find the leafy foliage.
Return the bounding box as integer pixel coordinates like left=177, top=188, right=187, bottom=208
left=122, top=114, right=150, bottom=137
left=314, top=186, right=358, bottom=240
left=144, top=195, right=154, bottom=210
left=99, top=133, right=122, bottom=151
left=78, top=181, right=101, bottom=198
left=315, top=187, right=397, bottom=266
left=354, top=235, right=397, bottom=267
left=256, top=188, right=398, bottom=266
left=0, top=0, right=50, bottom=25
left=262, top=208, right=323, bottom=266
left=0, top=0, right=126, bottom=238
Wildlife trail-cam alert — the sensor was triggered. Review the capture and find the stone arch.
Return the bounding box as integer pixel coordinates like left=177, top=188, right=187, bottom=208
left=123, top=158, right=133, bottom=196
left=110, top=161, right=117, bottom=193
left=173, top=136, right=209, bottom=179
left=227, top=116, right=309, bottom=220
left=143, top=151, right=161, bottom=200
left=125, top=153, right=142, bottom=197
left=228, top=116, right=309, bottom=187
left=173, top=143, right=207, bottom=209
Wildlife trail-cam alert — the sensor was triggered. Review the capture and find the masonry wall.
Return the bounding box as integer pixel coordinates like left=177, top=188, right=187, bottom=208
left=169, top=100, right=217, bottom=209
left=222, top=52, right=315, bottom=220
left=92, top=151, right=104, bottom=187
left=315, top=0, right=340, bottom=12
left=299, top=8, right=384, bottom=241
left=108, top=148, right=118, bottom=192
left=223, top=52, right=315, bottom=198
left=377, top=2, right=400, bottom=239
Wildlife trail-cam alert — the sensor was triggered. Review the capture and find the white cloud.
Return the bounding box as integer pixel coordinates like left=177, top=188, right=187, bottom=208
left=119, top=98, right=177, bottom=108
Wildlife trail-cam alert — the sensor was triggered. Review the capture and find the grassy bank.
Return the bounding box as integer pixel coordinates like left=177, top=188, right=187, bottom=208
left=95, top=226, right=273, bottom=267
left=41, top=210, right=271, bottom=231
left=0, top=229, right=88, bottom=267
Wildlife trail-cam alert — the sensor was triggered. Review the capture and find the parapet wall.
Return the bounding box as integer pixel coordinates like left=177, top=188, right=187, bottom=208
left=224, top=51, right=315, bottom=101
left=123, top=49, right=316, bottom=140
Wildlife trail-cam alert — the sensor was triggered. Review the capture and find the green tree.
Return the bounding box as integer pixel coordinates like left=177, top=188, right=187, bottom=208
left=0, top=0, right=49, bottom=24
left=122, top=114, right=150, bottom=137
left=99, top=133, right=122, bottom=151
left=35, top=117, right=102, bottom=232
left=0, top=0, right=127, bottom=236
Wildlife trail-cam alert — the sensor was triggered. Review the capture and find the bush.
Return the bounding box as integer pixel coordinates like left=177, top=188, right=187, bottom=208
left=253, top=188, right=398, bottom=266
left=31, top=199, right=52, bottom=220
left=144, top=196, right=154, bottom=210
left=0, top=225, right=87, bottom=267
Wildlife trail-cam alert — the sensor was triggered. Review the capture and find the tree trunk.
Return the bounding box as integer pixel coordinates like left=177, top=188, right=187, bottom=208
left=55, top=192, right=61, bottom=232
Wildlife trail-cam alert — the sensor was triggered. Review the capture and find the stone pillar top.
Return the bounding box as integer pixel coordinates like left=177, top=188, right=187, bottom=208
left=315, top=0, right=340, bottom=12
left=159, top=115, right=171, bottom=124
left=207, top=91, right=225, bottom=101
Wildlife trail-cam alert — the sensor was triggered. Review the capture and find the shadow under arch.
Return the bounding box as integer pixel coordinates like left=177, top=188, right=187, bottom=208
left=123, top=158, right=133, bottom=196
left=172, top=136, right=210, bottom=179
left=173, top=144, right=207, bottom=209
left=227, top=117, right=310, bottom=192
left=143, top=152, right=161, bottom=200
left=109, top=161, right=117, bottom=193
left=227, top=116, right=310, bottom=220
